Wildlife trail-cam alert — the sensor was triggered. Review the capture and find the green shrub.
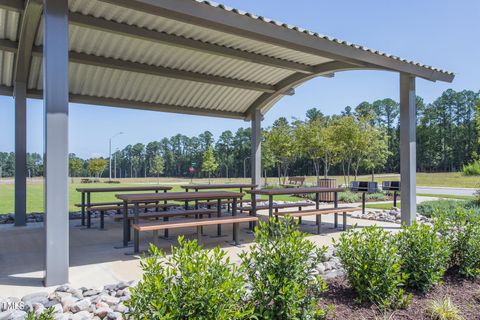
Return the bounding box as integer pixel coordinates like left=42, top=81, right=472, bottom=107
left=417, top=200, right=480, bottom=218
left=338, top=191, right=360, bottom=203
left=463, top=160, right=480, bottom=176
left=436, top=210, right=480, bottom=278
left=26, top=308, right=54, bottom=320
left=240, top=217, right=329, bottom=319
left=366, top=192, right=388, bottom=201
left=125, top=237, right=252, bottom=319
left=334, top=225, right=410, bottom=309
left=396, top=222, right=450, bottom=292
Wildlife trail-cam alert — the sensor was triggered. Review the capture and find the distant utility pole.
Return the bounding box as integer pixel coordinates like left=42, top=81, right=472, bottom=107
left=109, top=132, right=124, bottom=179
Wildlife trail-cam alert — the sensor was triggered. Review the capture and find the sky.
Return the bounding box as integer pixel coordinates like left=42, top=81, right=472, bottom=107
left=0, top=0, right=478, bottom=159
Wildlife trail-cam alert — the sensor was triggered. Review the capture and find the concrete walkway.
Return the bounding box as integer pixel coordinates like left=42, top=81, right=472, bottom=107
left=417, top=186, right=477, bottom=197
left=0, top=204, right=402, bottom=298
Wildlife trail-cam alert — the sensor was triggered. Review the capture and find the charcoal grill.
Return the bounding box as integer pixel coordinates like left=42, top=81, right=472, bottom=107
left=382, top=181, right=401, bottom=207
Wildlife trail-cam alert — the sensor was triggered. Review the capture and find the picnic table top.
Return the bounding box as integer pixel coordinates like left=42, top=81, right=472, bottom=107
left=115, top=191, right=244, bottom=202
left=76, top=185, right=173, bottom=193
left=180, top=183, right=257, bottom=190
left=248, top=187, right=345, bottom=195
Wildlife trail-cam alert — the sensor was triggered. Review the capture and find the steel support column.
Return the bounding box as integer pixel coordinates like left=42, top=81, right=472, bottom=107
left=251, top=109, right=262, bottom=189
left=43, top=0, right=69, bottom=286
left=14, top=82, right=27, bottom=226
left=400, top=73, right=416, bottom=226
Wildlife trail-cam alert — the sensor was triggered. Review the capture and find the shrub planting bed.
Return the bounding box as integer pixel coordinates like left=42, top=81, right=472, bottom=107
left=319, top=274, right=480, bottom=319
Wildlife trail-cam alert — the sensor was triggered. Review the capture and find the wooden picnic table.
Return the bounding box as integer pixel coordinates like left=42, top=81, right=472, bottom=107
left=76, top=186, right=172, bottom=228
left=115, top=191, right=244, bottom=248
left=248, top=187, right=348, bottom=233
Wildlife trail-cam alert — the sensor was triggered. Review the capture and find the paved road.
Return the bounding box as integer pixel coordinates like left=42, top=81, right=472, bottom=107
left=417, top=186, right=477, bottom=197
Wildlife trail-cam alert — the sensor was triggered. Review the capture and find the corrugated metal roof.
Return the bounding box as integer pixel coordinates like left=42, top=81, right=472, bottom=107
left=68, top=0, right=329, bottom=67
left=193, top=0, right=453, bottom=76
left=0, top=50, right=14, bottom=87
left=34, top=22, right=297, bottom=86
left=28, top=56, right=263, bottom=112
left=0, top=8, right=20, bottom=41
left=0, top=0, right=454, bottom=120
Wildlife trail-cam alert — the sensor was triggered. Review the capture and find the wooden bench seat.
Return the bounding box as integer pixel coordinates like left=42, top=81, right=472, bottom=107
left=240, top=202, right=314, bottom=212
left=274, top=207, right=358, bottom=233
left=86, top=203, right=177, bottom=212
left=132, top=215, right=258, bottom=253
left=74, top=201, right=123, bottom=207
left=114, top=209, right=215, bottom=221
left=199, top=199, right=249, bottom=206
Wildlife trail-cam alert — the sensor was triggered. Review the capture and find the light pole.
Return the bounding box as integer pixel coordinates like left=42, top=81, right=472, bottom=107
left=114, top=148, right=119, bottom=179
left=109, top=132, right=124, bottom=180
left=243, top=156, right=250, bottom=179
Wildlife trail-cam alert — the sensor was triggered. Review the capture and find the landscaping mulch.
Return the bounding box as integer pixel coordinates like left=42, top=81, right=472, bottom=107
left=320, top=274, right=480, bottom=319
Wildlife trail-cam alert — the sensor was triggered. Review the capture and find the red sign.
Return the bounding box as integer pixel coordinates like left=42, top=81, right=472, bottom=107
left=188, top=166, right=195, bottom=173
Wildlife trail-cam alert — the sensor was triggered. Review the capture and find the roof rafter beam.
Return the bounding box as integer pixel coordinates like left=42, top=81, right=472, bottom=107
left=29, top=47, right=276, bottom=93
left=14, top=0, right=43, bottom=84
left=0, top=85, right=246, bottom=120
left=103, top=0, right=453, bottom=83
left=245, top=61, right=385, bottom=118
left=69, top=12, right=316, bottom=75
left=0, top=0, right=23, bottom=11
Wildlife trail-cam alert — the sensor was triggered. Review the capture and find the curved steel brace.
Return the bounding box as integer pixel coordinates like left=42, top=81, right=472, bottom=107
left=14, top=0, right=43, bottom=85
left=244, top=61, right=386, bottom=119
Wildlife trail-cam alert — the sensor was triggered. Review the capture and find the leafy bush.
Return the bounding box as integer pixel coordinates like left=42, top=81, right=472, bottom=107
left=338, top=191, right=360, bottom=203
left=462, top=160, right=480, bottom=176
left=425, top=296, right=462, bottom=320
left=26, top=308, right=54, bottom=320
left=334, top=225, right=410, bottom=309
left=436, top=210, right=480, bottom=278
left=417, top=200, right=480, bottom=218
left=396, top=223, right=450, bottom=292
left=366, top=192, right=388, bottom=201
left=126, top=237, right=252, bottom=319
left=240, top=217, right=329, bottom=319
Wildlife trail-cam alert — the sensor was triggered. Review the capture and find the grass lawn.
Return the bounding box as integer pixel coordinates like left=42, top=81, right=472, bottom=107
left=303, top=172, right=480, bottom=189
left=0, top=179, right=303, bottom=214
left=363, top=202, right=401, bottom=210
left=416, top=193, right=476, bottom=200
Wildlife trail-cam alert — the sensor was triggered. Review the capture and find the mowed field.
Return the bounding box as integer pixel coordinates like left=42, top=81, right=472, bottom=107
left=0, top=173, right=478, bottom=214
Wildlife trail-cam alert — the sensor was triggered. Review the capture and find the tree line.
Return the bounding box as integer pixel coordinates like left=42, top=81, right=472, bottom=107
left=0, top=89, right=478, bottom=180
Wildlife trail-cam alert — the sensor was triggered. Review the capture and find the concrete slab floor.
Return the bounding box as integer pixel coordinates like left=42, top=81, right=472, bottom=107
left=0, top=205, right=401, bottom=298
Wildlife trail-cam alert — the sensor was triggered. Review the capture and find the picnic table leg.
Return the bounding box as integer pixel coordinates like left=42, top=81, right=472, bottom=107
left=195, top=196, right=205, bottom=236
left=80, top=192, right=85, bottom=226
left=343, top=211, right=347, bottom=231
left=268, top=195, right=273, bottom=218
left=86, top=192, right=91, bottom=228
left=316, top=215, right=322, bottom=234
left=100, top=211, right=105, bottom=230
left=133, top=203, right=140, bottom=254
left=232, top=198, right=239, bottom=245
left=123, top=200, right=129, bottom=247
left=163, top=216, right=169, bottom=238
left=216, top=198, right=222, bottom=236
left=184, top=188, right=189, bottom=210
left=249, top=191, right=257, bottom=230
left=334, top=191, right=339, bottom=229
